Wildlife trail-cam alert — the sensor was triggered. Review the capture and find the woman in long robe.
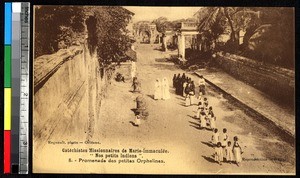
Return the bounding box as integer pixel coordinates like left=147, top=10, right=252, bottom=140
left=233, top=136, right=242, bottom=166
left=154, top=79, right=162, bottom=100
left=162, top=77, right=170, bottom=100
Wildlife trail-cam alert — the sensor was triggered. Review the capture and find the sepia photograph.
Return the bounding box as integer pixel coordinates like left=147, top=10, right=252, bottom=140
left=32, top=6, right=295, bottom=174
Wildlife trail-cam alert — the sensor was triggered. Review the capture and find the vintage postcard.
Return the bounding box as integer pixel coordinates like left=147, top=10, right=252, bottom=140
left=32, top=6, right=295, bottom=174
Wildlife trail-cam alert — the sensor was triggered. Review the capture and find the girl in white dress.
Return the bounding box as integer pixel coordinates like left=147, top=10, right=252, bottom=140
left=214, top=142, right=223, bottom=165
left=211, top=128, right=219, bottom=146
left=154, top=79, right=162, bottom=100
left=233, top=136, right=243, bottom=166
left=161, top=77, right=170, bottom=100
left=195, top=102, right=203, bottom=119
left=226, top=141, right=234, bottom=163
left=210, top=115, right=216, bottom=131
left=220, top=128, right=229, bottom=148
left=200, top=111, right=206, bottom=129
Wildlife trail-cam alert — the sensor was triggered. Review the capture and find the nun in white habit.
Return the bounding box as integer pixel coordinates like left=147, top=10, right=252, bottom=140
left=161, top=77, right=171, bottom=100
left=154, top=79, right=162, bottom=100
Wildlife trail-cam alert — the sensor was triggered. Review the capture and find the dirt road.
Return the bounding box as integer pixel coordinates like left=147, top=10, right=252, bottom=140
left=92, top=44, right=295, bottom=174
left=33, top=44, right=295, bottom=174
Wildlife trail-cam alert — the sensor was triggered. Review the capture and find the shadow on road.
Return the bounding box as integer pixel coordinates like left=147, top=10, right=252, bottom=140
left=149, top=63, right=178, bottom=71
left=155, top=58, right=173, bottom=63
left=189, top=121, right=202, bottom=131
left=147, top=94, right=155, bottom=100
left=129, top=121, right=138, bottom=127
left=187, top=115, right=198, bottom=121
left=201, top=141, right=215, bottom=148
left=202, top=155, right=217, bottom=164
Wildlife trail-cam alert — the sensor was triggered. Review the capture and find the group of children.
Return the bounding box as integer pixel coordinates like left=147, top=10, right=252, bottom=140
left=212, top=130, right=243, bottom=166
left=193, top=85, right=243, bottom=166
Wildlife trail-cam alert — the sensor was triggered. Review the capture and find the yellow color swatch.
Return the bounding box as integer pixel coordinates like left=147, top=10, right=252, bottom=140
left=4, top=88, right=11, bottom=130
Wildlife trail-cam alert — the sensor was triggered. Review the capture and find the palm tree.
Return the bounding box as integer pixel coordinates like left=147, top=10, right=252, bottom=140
left=197, top=7, right=260, bottom=48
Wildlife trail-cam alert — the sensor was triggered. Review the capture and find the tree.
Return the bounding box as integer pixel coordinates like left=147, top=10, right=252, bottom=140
left=197, top=7, right=260, bottom=49
left=152, top=17, right=170, bottom=33
left=34, top=6, right=85, bottom=58
left=92, top=6, right=134, bottom=67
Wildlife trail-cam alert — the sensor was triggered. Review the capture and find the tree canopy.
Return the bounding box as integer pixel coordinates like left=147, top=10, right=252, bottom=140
left=34, top=6, right=134, bottom=67
left=196, top=7, right=294, bottom=69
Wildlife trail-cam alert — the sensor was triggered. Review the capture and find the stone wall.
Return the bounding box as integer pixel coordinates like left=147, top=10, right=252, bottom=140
left=33, top=44, right=105, bottom=149
left=214, top=52, right=295, bottom=105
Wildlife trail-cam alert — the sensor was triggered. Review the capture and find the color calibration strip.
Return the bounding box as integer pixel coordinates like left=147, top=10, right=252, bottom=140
left=4, top=2, right=30, bottom=174
left=4, top=2, right=12, bottom=174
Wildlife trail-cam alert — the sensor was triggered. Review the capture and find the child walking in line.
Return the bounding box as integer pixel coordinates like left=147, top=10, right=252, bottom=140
left=203, top=97, right=208, bottom=107
left=214, top=142, right=223, bottom=165
left=209, top=113, right=216, bottom=131
left=208, top=106, right=214, bottom=116
left=200, top=110, right=207, bottom=129
left=226, top=141, right=234, bottom=163
left=221, top=128, right=229, bottom=148
left=198, top=91, right=203, bottom=101
left=233, top=136, right=243, bottom=166
left=183, top=80, right=188, bottom=97
left=195, top=102, right=202, bottom=119
left=211, top=128, right=219, bottom=146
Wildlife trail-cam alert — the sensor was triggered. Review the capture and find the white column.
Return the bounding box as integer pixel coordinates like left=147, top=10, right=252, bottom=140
left=181, top=34, right=185, bottom=60
left=178, top=35, right=182, bottom=57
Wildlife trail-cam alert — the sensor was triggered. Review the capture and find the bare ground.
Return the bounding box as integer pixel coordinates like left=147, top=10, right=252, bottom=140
left=33, top=44, right=295, bottom=174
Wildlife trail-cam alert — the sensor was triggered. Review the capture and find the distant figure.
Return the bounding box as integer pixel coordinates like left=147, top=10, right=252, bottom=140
left=135, top=94, right=149, bottom=118
left=215, top=142, right=223, bottom=165
left=175, top=73, right=181, bottom=94
left=172, top=74, right=176, bottom=88
left=183, top=80, right=188, bottom=97
left=134, top=112, right=141, bottom=127
left=132, top=77, right=140, bottom=92
left=161, top=77, right=170, bottom=100
left=154, top=79, right=162, bottom=100
left=190, top=81, right=196, bottom=105
left=233, top=136, right=243, bottom=166
left=131, top=61, right=137, bottom=79
left=226, top=141, right=234, bottom=163
left=179, top=73, right=186, bottom=95
left=198, top=75, right=206, bottom=95
left=115, top=72, right=125, bottom=82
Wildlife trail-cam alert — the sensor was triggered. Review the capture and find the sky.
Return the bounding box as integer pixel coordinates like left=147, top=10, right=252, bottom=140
left=124, top=6, right=201, bottom=22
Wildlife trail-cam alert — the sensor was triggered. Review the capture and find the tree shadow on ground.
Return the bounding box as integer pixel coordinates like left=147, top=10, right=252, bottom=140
left=201, top=141, right=215, bottom=148
left=148, top=63, right=178, bottom=71
left=202, top=155, right=217, bottom=164
left=155, top=58, right=173, bottom=63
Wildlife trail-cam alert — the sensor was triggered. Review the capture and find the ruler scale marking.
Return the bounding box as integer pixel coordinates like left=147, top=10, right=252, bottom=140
left=19, top=2, right=30, bottom=174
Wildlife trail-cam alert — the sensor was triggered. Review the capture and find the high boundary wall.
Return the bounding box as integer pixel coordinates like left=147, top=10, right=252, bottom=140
left=214, top=52, right=295, bottom=106
left=33, top=43, right=106, bottom=150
